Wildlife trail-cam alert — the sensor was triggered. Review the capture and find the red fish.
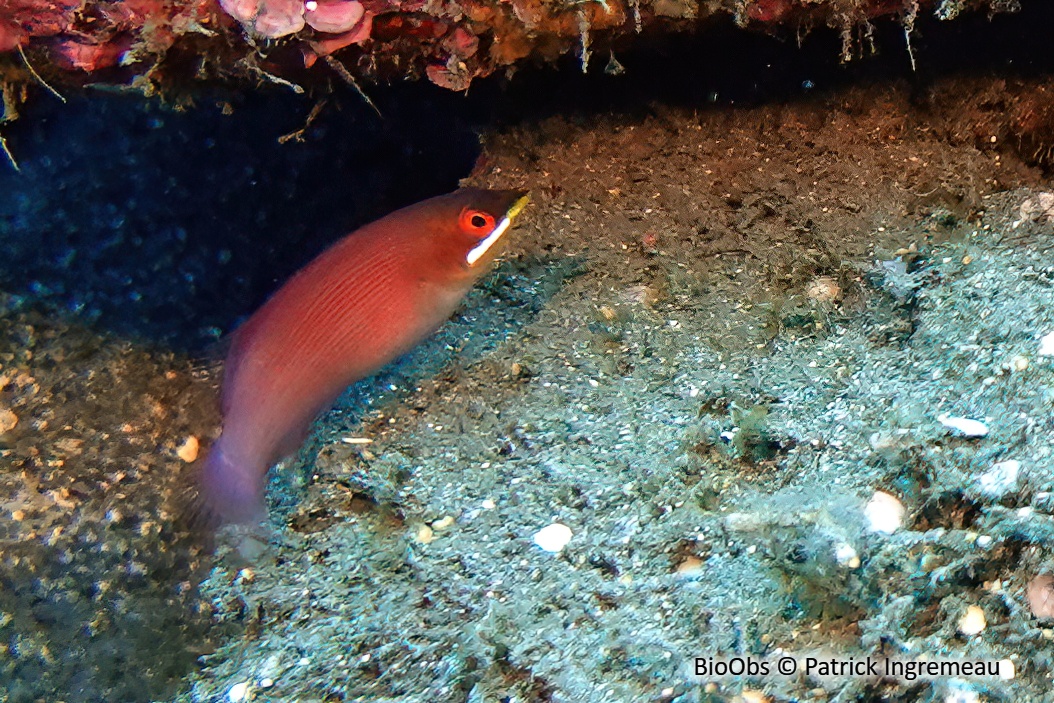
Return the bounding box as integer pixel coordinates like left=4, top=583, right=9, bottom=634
left=200, top=188, right=529, bottom=523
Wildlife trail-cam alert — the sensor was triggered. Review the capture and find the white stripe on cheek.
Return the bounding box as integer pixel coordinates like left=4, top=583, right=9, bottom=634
left=466, top=216, right=512, bottom=266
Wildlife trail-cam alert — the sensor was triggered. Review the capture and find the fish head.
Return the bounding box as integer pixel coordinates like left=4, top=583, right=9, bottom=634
left=424, top=188, right=529, bottom=276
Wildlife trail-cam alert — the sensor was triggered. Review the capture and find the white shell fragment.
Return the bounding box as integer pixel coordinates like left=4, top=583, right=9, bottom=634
left=1027, top=573, right=1054, bottom=619
left=834, top=543, right=861, bottom=569
left=415, top=525, right=435, bottom=544
left=676, top=556, right=705, bottom=575
left=957, top=605, right=987, bottom=636
left=864, top=491, right=906, bottom=535
left=975, top=460, right=1021, bottom=499
left=176, top=435, right=200, bottom=463
left=1016, top=192, right=1054, bottom=226
left=431, top=516, right=455, bottom=531
left=942, top=682, right=980, bottom=703
left=532, top=523, right=573, bottom=553
left=228, top=682, right=250, bottom=702
left=740, top=690, right=769, bottom=703
left=805, top=275, right=842, bottom=303
left=1040, top=331, right=1054, bottom=357
left=937, top=414, right=989, bottom=438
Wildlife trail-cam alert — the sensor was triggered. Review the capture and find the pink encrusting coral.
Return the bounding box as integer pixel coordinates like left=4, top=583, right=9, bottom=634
left=217, top=0, right=369, bottom=39
left=50, top=36, right=135, bottom=71
left=305, top=0, right=366, bottom=33
left=0, top=0, right=79, bottom=53
left=217, top=0, right=259, bottom=23
left=0, top=20, right=24, bottom=52
left=302, top=13, right=372, bottom=64
left=220, top=0, right=307, bottom=37
left=0, top=1, right=1026, bottom=99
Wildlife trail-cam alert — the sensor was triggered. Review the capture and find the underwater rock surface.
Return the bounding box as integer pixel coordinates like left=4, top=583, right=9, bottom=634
left=0, top=0, right=1028, bottom=102
left=3, top=4, right=1054, bottom=702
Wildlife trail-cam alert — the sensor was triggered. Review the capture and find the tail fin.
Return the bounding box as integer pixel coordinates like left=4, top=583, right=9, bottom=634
left=195, top=436, right=268, bottom=525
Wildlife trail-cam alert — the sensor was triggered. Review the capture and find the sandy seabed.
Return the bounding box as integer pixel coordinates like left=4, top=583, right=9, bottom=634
left=2, top=70, right=1054, bottom=702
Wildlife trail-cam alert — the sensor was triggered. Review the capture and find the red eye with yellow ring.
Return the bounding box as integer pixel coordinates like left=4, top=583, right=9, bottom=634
left=459, top=208, right=495, bottom=236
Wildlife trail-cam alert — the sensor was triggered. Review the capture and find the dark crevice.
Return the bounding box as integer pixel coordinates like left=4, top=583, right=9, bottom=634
left=2, top=4, right=1054, bottom=351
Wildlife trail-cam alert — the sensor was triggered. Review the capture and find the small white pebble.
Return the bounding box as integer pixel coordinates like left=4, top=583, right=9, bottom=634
left=431, top=516, right=455, bottom=531
left=1027, top=573, right=1054, bottom=619
left=0, top=408, right=17, bottom=433
left=415, top=525, right=434, bottom=544
left=975, top=535, right=993, bottom=548
left=1010, top=355, right=1029, bottom=372
left=481, top=499, right=496, bottom=510
left=228, top=682, right=250, bottom=702
left=943, top=682, right=980, bottom=703
left=532, top=523, right=573, bottom=553
left=998, top=659, right=1015, bottom=680
left=259, top=678, right=274, bottom=689
left=958, top=605, right=987, bottom=636
left=1039, top=331, right=1054, bottom=357
left=805, top=276, right=841, bottom=303
left=176, top=435, right=199, bottom=463
left=740, top=690, right=768, bottom=703
left=676, top=556, right=704, bottom=575
left=834, top=543, right=860, bottom=569
left=976, top=460, right=1021, bottom=498
left=865, top=491, right=905, bottom=534
left=938, top=414, right=989, bottom=438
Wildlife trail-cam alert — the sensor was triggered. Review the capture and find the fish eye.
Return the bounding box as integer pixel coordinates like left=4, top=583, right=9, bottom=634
left=460, top=208, right=495, bottom=234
